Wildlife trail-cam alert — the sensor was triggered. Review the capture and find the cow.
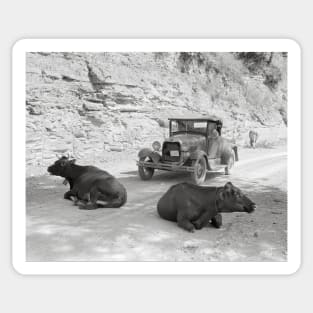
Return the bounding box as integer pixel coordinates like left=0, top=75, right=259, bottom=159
left=157, top=182, right=256, bottom=232
left=47, top=156, right=127, bottom=210
left=249, top=130, right=258, bottom=148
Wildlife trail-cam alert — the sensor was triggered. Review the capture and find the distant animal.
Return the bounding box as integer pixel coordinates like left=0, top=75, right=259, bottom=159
left=47, top=155, right=127, bottom=209
left=157, top=182, right=256, bottom=232
left=249, top=130, right=259, bottom=148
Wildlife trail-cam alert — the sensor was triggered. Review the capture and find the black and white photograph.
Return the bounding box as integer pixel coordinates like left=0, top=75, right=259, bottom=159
left=3, top=0, right=312, bottom=311
left=12, top=39, right=300, bottom=274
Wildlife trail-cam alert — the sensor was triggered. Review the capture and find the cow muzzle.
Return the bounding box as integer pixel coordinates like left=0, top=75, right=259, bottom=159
left=47, top=165, right=56, bottom=175
left=245, top=203, right=256, bottom=213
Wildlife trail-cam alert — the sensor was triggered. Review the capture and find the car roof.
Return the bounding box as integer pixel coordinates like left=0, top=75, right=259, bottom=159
left=168, top=116, right=222, bottom=123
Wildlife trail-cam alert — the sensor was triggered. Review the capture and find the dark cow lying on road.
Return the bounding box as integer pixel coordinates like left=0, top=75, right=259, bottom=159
left=47, top=156, right=127, bottom=210
left=249, top=130, right=258, bottom=148
left=157, top=182, right=256, bottom=232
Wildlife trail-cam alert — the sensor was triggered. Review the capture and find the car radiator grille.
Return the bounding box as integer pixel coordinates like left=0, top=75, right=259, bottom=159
left=162, top=142, right=181, bottom=162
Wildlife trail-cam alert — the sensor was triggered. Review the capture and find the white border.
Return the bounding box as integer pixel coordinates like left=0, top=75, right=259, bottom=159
left=12, top=39, right=301, bottom=275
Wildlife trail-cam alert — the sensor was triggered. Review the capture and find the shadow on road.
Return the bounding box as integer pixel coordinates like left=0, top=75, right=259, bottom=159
left=26, top=168, right=287, bottom=262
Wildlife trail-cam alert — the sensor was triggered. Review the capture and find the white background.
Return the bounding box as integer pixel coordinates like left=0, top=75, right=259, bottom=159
left=1, top=0, right=310, bottom=312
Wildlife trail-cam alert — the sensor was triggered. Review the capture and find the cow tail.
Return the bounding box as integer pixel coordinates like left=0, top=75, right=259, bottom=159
left=232, top=145, right=239, bottom=161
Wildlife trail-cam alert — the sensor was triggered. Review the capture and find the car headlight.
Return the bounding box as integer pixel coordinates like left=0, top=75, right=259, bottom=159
left=181, top=151, right=190, bottom=158
left=181, top=144, right=188, bottom=152
left=152, top=141, right=161, bottom=151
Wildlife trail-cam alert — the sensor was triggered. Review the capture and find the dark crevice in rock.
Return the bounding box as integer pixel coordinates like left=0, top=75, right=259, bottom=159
left=86, top=115, right=105, bottom=127
left=62, top=75, right=79, bottom=82
left=41, top=70, right=59, bottom=81
left=278, top=107, right=287, bottom=126
left=46, top=75, right=59, bottom=81
left=84, top=98, right=104, bottom=104
left=26, top=100, right=44, bottom=115
left=78, top=109, right=86, bottom=116
left=114, top=96, right=136, bottom=105
left=37, top=52, right=50, bottom=56
left=85, top=61, right=111, bottom=91
left=27, top=107, right=43, bottom=115
left=118, top=108, right=147, bottom=113
left=124, top=84, right=139, bottom=88
left=250, top=112, right=267, bottom=126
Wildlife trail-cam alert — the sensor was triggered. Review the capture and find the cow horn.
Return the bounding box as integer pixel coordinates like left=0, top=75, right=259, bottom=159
left=55, top=153, right=62, bottom=159
left=224, top=182, right=233, bottom=193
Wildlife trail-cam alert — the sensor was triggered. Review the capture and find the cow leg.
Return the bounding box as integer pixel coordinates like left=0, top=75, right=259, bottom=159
left=99, top=200, right=122, bottom=208
left=64, top=190, right=76, bottom=201
left=211, top=213, right=222, bottom=228
left=79, top=193, right=123, bottom=209
left=177, top=212, right=195, bottom=232
left=74, top=198, right=88, bottom=206
left=98, top=194, right=126, bottom=208
left=96, top=181, right=127, bottom=208
left=79, top=199, right=98, bottom=210
left=78, top=188, right=99, bottom=210
left=192, top=211, right=211, bottom=230
left=73, top=191, right=89, bottom=207
left=79, top=203, right=97, bottom=210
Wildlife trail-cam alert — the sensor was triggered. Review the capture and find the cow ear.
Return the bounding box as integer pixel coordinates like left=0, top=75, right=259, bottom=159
left=224, top=182, right=233, bottom=192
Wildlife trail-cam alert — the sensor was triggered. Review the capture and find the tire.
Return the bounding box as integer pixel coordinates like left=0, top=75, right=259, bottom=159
left=225, top=151, right=235, bottom=175
left=191, top=156, right=207, bottom=185
left=138, top=156, right=154, bottom=180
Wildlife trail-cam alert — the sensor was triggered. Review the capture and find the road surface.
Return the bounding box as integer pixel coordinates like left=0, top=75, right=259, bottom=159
left=26, top=147, right=287, bottom=261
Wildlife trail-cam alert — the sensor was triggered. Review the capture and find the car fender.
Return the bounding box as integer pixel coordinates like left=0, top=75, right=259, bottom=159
left=138, top=148, right=161, bottom=163
left=220, top=143, right=239, bottom=164
left=190, top=150, right=209, bottom=167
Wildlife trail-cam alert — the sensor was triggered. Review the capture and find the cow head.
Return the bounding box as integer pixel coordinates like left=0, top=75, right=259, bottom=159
left=47, top=156, right=76, bottom=177
left=218, top=182, right=256, bottom=213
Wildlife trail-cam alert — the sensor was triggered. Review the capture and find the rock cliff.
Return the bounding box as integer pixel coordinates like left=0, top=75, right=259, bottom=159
left=26, top=52, right=287, bottom=175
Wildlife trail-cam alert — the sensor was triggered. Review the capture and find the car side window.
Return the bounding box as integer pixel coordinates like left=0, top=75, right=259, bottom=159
left=193, top=122, right=207, bottom=134
left=207, top=123, right=218, bottom=137
left=171, top=121, right=178, bottom=132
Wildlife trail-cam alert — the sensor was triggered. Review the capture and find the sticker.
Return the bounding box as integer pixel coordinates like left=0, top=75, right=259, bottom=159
left=12, top=39, right=301, bottom=275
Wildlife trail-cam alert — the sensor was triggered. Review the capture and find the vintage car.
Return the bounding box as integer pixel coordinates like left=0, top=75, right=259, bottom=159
left=136, top=116, right=238, bottom=185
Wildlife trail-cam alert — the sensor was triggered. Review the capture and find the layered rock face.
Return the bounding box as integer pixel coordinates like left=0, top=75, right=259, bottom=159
left=26, top=52, right=287, bottom=176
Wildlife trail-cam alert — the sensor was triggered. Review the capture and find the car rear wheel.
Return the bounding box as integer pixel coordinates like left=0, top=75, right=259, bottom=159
left=225, top=151, right=235, bottom=175
left=138, top=156, right=155, bottom=180
left=191, top=156, right=207, bottom=185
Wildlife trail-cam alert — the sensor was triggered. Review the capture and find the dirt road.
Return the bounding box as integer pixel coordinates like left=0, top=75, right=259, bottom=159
left=26, top=147, right=287, bottom=261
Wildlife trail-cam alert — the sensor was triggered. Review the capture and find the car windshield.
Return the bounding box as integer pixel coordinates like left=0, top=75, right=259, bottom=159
left=171, top=120, right=208, bottom=135
left=170, top=120, right=219, bottom=136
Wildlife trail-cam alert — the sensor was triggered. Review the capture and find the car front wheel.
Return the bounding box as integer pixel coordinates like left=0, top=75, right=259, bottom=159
left=191, top=156, right=207, bottom=185
left=138, top=156, right=155, bottom=180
